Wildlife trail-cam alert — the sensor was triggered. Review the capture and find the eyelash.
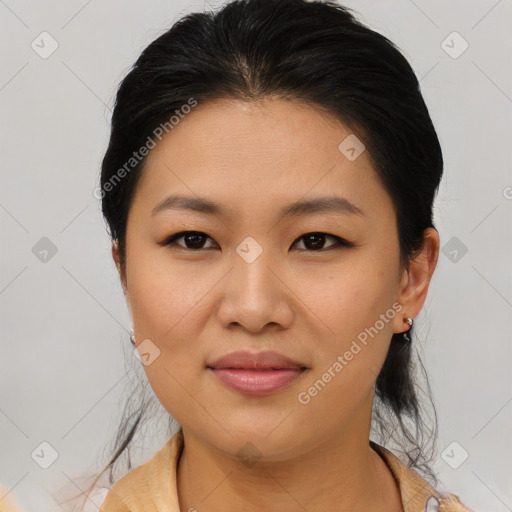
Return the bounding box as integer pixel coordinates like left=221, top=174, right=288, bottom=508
left=159, top=231, right=354, bottom=252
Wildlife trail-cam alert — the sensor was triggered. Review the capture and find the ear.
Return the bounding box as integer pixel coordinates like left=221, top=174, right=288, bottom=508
left=394, top=227, right=440, bottom=334
left=112, top=239, right=127, bottom=293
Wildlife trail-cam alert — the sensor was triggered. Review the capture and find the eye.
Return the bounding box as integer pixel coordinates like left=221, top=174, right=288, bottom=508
left=160, top=231, right=218, bottom=250
left=291, top=232, right=353, bottom=251
left=160, top=231, right=353, bottom=252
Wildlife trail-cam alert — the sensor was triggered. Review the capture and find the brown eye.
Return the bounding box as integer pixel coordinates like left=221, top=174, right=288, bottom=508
left=292, top=232, right=353, bottom=251
left=161, top=231, right=218, bottom=250
left=160, top=231, right=352, bottom=252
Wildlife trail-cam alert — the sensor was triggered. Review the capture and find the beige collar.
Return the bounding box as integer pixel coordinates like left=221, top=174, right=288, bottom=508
left=101, top=431, right=470, bottom=512
left=370, top=440, right=441, bottom=511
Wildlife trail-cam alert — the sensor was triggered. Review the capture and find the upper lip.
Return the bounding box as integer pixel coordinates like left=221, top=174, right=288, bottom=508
left=207, top=350, right=307, bottom=370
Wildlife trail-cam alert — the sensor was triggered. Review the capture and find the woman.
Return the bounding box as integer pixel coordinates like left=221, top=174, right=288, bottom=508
left=78, top=0, right=473, bottom=510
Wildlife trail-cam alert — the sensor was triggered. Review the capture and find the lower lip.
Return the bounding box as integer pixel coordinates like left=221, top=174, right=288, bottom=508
left=208, top=368, right=306, bottom=396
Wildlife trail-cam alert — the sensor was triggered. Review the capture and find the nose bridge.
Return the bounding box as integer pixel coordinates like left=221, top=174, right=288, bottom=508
left=218, top=234, right=292, bottom=331
left=233, top=234, right=279, bottom=302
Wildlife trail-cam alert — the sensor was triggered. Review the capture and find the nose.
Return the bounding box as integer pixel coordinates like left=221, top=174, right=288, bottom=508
left=216, top=242, right=294, bottom=333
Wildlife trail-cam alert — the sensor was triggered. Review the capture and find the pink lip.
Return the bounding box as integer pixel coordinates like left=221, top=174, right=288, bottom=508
left=206, top=350, right=308, bottom=396
left=209, top=368, right=305, bottom=395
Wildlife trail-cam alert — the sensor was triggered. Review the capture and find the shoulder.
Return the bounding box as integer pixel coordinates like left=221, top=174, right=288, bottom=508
left=99, top=459, right=153, bottom=511
left=369, top=442, right=474, bottom=512
left=437, top=492, right=475, bottom=512
left=100, top=431, right=183, bottom=512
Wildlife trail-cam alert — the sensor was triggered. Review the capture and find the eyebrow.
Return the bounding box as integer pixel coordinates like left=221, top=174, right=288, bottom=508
left=150, top=194, right=365, bottom=219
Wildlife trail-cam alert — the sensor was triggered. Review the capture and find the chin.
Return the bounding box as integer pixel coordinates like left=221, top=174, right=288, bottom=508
left=206, top=420, right=310, bottom=463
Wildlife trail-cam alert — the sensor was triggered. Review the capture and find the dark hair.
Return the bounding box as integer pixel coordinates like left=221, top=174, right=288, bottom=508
left=76, top=0, right=444, bottom=507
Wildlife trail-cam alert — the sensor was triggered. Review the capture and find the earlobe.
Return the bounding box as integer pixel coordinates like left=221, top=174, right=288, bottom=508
left=395, top=228, right=440, bottom=332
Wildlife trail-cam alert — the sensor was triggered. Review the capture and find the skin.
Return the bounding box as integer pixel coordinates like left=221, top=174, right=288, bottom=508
left=112, top=97, right=439, bottom=512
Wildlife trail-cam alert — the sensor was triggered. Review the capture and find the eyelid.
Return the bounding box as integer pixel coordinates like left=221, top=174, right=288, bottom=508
left=158, top=230, right=218, bottom=249
left=292, top=233, right=354, bottom=249
left=159, top=230, right=354, bottom=251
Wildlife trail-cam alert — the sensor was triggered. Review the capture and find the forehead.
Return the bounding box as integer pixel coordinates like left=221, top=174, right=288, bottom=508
left=131, top=98, right=394, bottom=224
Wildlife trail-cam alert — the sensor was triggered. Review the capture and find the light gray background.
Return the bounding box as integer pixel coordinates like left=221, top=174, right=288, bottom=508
left=1, top=1, right=511, bottom=511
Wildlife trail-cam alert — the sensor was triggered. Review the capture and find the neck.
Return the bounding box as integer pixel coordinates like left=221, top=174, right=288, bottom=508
left=176, top=397, right=403, bottom=512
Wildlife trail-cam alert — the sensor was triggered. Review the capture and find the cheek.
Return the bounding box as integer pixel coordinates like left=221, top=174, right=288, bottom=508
left=129, top=267, right=209, bottom=423
left=295, top=269, right=397, bottom=421
left=299, top=260, right=399, bottom=405
left=127, top=247, right=208, bottom=338
left=126, top=248, right=216, bottom=374
left=302, top=258, right=397, bottom=341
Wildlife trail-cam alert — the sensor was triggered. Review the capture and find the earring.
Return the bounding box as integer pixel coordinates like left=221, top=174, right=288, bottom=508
left=129, top=329, right=136, bottom=346
left=403, top=317, right=413, bottom=343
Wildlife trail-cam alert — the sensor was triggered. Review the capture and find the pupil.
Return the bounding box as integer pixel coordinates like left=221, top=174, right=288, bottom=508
left=305, top=233, right=325, bottom=250
left=186, top=233, right=205, bottom=249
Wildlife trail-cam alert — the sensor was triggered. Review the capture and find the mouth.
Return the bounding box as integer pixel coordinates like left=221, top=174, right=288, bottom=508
left=207, top=367, right=307, bottom=396
left=206, top=350, right=309, bottom=396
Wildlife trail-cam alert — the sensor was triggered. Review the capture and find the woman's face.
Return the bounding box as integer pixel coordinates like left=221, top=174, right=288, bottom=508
left=115, top=98, right=431, bottom=460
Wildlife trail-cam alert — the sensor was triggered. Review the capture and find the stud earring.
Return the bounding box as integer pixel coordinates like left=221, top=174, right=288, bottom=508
left=129, top=329, right=136, bottom=346
left=403, top=317, right=413, bottom=343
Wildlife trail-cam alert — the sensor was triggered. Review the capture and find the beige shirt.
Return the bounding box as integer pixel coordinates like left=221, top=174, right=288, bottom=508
left=96, top=430, right=474, bottom=512
left=0, top=432, right=474, bottom=511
